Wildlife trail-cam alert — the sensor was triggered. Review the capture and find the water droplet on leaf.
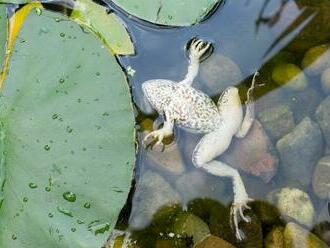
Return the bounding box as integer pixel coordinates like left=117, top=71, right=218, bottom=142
left=89, top=223, right=110, bottom=235
left=28, top=183, right=37, bottom=189
left=63, top=192, right=76, bottom=202
left=66, top=126, right=73, bottom=133
left=57, top=206, right=73, bottom=217
left=77, top=219, right=84, bottom=224
left=44, top=145, right=50, bottom=151
left=83, top=202, right=91, bottom=209
left=35, top=8, right=42, bottom=16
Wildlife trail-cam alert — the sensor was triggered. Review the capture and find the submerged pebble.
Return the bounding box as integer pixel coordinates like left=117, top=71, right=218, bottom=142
left=312, top=156, right=330, bottom=199
left=272, top=63, right=308, bottom=90
left=195, top=235, right=236, bottom=248
left=276, top=117, right=323, bottom=187
left=315, top=96, right=330, bottom=147
left=223, top=121, right=279, bottom=183
left=199, top=54, right=243, bottom=95
left=321, top=67, right=330, bottom=93
left=175, top=170, right=227, bottom=207
left=128, top=170, right=180, bottom=230
left=289, top=87, right=323, bottom=122
left=266, top=223, right=329, bottom=248
left=173, top=213, right=210, bottom=244
left=267, top=187, right=315, bottom=227
left=265, top=226, right=284, bottom=248
left=284, top=222, right=328, bottom=248
left=302, top=44, right=330, bottom=76
left=257, top=104, right=295, bottom=141
left=144, top=140, right=185, bottom=176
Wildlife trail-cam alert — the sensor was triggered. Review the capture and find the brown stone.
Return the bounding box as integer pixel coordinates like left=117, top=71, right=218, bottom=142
left=284, top=222, right=328, bottom=248
left=195, top=235, right=237, bottom=248
left=265, top=226, right=285, bottom=248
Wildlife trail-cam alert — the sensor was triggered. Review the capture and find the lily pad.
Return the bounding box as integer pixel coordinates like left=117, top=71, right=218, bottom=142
left=71, top=0, right=134, bottom=55
left=109, top=0, right=221, bottom=26
left=0, top=5, right=6, bottom=71
left=0, top=0, right=134, bottom=55
left=0, top=3, right=43, bottom=87
left=0, top=9, right=135, bottom=248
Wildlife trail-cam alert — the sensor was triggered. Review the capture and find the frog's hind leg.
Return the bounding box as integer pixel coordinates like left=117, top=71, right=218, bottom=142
left=192, top=130, right=252, bottom=241
left=179, top=38, right=212, bottom=86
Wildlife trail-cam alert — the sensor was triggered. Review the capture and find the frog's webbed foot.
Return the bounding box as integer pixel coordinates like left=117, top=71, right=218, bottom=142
left=189, top=38, right=212, bottom=62
left=143, top=129, right=166, bottom=146
left=230, top=198, right=253, bottom=241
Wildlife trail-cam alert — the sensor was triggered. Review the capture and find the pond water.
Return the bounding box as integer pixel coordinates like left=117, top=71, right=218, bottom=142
left=102, top=0, right=330, bottom=247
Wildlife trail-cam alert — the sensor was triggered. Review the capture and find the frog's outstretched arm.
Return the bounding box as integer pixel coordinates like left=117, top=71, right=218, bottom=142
left=179, top=39, right=212, bottom=86
left=235, top=71, right=259, bottom=138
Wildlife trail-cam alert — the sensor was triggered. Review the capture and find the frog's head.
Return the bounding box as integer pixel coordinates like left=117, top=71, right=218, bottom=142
left=142, top=80, right=175, bottom=113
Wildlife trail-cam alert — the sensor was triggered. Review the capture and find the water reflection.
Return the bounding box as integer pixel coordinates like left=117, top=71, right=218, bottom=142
left=102, top=0, right=330, bottom=247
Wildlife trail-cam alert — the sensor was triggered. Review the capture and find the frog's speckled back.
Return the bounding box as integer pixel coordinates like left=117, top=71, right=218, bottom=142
left=142, top=79, right=222, bottom=133
left=142, top=79, right=176, bottom=114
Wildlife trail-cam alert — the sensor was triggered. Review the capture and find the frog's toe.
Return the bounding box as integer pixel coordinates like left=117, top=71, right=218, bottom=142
left=198, top=43, right=211, bottom=56
left=155, top=134, right=164, bottom=145
left=143, top=132, right=154, bottom=143
left=235, top=228, right=246, bottom=241
left=230, top=197, right=254, bottom=240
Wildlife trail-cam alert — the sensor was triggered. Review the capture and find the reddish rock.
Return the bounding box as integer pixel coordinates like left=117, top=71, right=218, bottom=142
left=223, top=121, right=279, bottom=183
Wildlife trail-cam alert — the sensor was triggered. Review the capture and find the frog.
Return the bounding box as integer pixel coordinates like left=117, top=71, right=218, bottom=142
left=142, top=38, right=259, bottom=241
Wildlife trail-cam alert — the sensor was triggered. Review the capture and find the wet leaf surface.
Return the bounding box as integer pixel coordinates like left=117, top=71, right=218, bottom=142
left=0, top=9, right=135, bottom=248
left=71, top=0, right=134, bottom=55
left=0, top=5, right=7, bottom=77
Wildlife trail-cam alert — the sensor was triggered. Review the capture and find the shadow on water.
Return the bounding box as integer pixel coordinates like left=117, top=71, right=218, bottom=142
left=41, top=0, right=330, bottom=246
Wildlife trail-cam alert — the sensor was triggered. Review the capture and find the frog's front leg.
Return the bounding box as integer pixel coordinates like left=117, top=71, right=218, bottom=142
left=179, top=38, right=212, bottom=86
left=192, top=130, right=252, bottom=241
left=144, top=110, right=174, bottom=145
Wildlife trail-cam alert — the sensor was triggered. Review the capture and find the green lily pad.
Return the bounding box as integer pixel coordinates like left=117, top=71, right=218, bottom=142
left=0, top=9, right=135, bottom=248
left=0, top=5, right=6, bottom=70
left=110, top=0, right=221, bottom=26
left=71, top=0, right=134, bottom=55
